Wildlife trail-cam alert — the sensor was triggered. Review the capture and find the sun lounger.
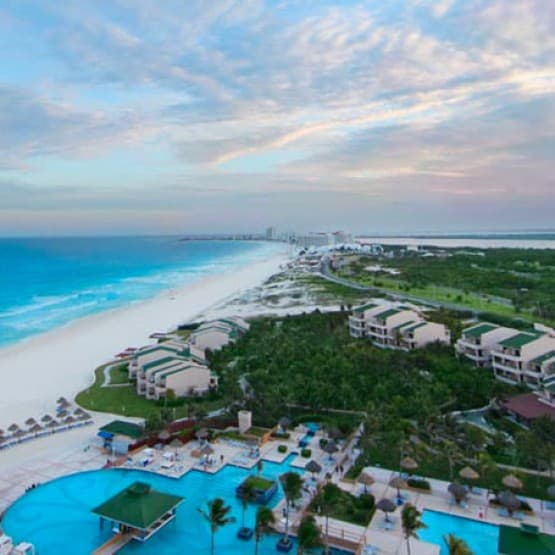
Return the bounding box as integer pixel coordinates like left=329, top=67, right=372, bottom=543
left=363, top=545, right=380, bottom=555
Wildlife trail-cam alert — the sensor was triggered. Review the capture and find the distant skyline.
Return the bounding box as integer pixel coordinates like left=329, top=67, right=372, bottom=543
left=1, top=0, right=554, bottom=236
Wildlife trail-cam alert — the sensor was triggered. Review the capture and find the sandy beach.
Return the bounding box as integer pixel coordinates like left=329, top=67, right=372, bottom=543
left=0, top=249, right=289, bottom=428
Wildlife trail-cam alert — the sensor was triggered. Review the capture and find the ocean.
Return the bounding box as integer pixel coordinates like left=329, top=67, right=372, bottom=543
left=0, top=237, right=279, bottom=349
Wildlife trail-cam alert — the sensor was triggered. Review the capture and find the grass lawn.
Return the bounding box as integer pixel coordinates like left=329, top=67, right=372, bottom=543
left=76, top=363, right=225, bottom=419
left=109, top=363, right=130, bottom=385
left=243, top=475, right=275, bottom=491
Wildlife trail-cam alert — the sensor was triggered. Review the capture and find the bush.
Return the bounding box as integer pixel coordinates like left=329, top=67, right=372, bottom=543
left=319, top=438, right=328, bottom=449
left=278, top=445, right=288, bottom=454
left=301, top=448, right=311, bottom=458
left=271, top=431, right=291, bottom=439
left=407, top=478, right=431, bottom=490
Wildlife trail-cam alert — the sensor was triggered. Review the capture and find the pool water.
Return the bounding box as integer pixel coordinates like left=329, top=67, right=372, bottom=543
left=2, top=455, right=305, bottom=555
left=419, top=510, right=499, bottom=555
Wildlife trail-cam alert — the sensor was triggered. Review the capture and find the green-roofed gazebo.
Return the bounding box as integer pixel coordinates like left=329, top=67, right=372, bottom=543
left=92, top=482, right=184, bottom=542
left=99, top=420, right=144, bottom=439
left=498, top=524, right=555, bottom=554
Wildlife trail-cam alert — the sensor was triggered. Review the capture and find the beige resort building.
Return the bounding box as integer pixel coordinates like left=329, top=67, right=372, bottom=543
left=128, top=317, right=249, bottom=400
left=348, top=301, right=450, bottom=350
left=456, top=322, right=555, bottom=390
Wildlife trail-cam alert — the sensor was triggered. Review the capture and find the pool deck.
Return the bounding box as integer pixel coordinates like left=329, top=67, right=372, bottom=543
left=1, top=421, right=554, bottom=555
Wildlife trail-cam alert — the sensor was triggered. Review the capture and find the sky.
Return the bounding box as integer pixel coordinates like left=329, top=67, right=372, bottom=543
left=0, top=0, right=554, bottom=236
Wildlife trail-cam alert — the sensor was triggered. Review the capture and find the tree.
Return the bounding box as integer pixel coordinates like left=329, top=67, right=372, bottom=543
left=320, top=483, right=340, bottom=554
left=401, top=503, right=426, bottom=555
left=257, top=459, right=264, bottom=476
left=444, top=534, right=474, bottom=555
left=297, top=515, right=323, bottom=554
left=254, top=506, right=275, bottom=555
left=278, top=471, right=303, bottom=549
left=239, top=482, right=256, bottom=534
left=441, top=440, right=463, bottom=480
left=198, top=498, right=236, bottom=555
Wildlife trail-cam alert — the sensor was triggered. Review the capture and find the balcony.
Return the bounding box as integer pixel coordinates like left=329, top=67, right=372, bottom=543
left=494, top=370, right=521, bottom=385
left=493, top=360, right=521, bottom=373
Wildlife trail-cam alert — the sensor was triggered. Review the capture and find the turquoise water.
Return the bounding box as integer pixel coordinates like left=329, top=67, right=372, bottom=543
left=419, top=510, right=499, bottom=555
left=0, top=237, right=279, bottom=348
left=2, top=456, right=302, bottom=555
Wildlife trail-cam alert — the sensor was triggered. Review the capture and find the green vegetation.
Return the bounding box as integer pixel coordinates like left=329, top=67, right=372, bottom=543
left=108, top=363, right=130, bottom=385
left=76, top=363, right=224, bottom=421
left=211, top=311, right=553, bottom=498
left=277, top=445, right=288, bottom=454
left=401, top=503, right=426, bottom=555
left=242, top=476, right=275, bottom=492
left=197, top=498, right=236, bottom=555
left=301, top=448, right=311, bottom=458
left=330, top=248, right=555, bottom=324
left=309, top=483, right=375, bottom=526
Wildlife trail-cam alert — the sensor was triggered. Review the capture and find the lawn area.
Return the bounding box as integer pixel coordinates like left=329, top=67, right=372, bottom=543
left=242, top=475, right=275, bottom=491
left=76, top=363, right=225, bottom=420
left=108, top=363, right=130, bottom=385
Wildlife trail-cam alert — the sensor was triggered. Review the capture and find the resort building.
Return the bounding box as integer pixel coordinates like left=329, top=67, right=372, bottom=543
left=187, top=317, right=249, bottom=361
left=349, top=301, right=450, bottom=350
left=97, top=420, right=144, bottom=455
left=136, top=355, right=217, bottom=400
left=128, top=340, right=191, bottom=379
left=455, top=323, right=517, bottom=368
left=491, top=331, right=555, bottom=388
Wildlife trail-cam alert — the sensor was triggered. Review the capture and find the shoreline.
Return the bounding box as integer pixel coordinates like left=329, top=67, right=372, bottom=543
left=0, top=248, right=289, bottom=427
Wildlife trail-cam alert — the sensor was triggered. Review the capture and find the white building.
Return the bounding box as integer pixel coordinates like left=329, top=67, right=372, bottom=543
left=188, top=317, right=249, bottom=361
left=136, top=355, right=217, bottom=400
left=491, top=331, right=555, bottom=388
left=455, top=323, right=517, bottom=368
left=128, top=340, right=191, bottom=379
left=349, top=300, right=450, bottom=350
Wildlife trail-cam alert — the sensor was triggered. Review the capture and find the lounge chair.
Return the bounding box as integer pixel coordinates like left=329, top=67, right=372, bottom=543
left=363, top=545, right=380, bottom=554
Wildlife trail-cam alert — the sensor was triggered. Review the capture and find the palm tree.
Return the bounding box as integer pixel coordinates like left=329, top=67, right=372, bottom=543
left=297, top=515, right=323, bottom=554
left=278, top=471, right=303, bottom=550
left=198, top=498, right=236, bottom=555
left=444, top=534, right=474, bottom=555
left=401, top=503, right=426, bottom=555
left=254, top=506, right=275, bottom=555
left=320, top=482, right=340, bottom=554
left=239, top=481, right=256, bottom=535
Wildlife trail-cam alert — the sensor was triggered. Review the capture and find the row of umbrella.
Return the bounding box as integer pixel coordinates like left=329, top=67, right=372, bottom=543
left=0, top=409, right=91, bottom=441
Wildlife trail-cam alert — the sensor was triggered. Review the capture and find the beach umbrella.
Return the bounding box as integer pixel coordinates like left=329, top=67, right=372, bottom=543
left=11, top=429, right=27, bottom=438
left=29, top=423, right=43, bottom=433
left=46, top=420, right=59, bottom=428
left=323, top=440, right=338, bottom=455
left=498, top=490, right=521, bottom=515
left=400, top=456, right=418, bottom=471
left=278, top=417, right=291, bottom=430
left=7, top=424, right=20, bottom=433
left=0, top=437, right=6, bottom=444
left=191, top=448, right=202, bottom=458
left=448, top=483, right=468, bottom=504
left=41, top=414, right=53, bottom=423
left=459, top=466, right=479, bottom=482
left=77, top=411, right=91, bottom=420
left=74, top=408, right=86, bottom=415
left=57, top=396, right=68, bottom=404
left=64, top=416, right=76, bottom=424
left=502, top=474, right=523, bottom=491
left=201, top=444, right=214, bottom=455
left=376, top=498, right=397, bottom=522
left=25, top=418, right=37, bottom=426
left=158, top=430, right=171, bottom=441
left=58, top=399, right=71, bottom=409
left=358, top=472, right=375, bottom=493
left=0, top=429, right=4, bottom=435
left=389, top=476, right=408, bottom=499
left=57, top=409, right=69, bottom=418
left=305, top=460, right=322, bottom=476
left=547, top=485, right=555, bottom=499
left=169, top=438, right=183, bottom=448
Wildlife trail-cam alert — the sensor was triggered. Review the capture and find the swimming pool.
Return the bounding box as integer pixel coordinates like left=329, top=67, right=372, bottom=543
left=419, top=510, right=499, bottom=555
left=2, top=455, right=304, bottom=555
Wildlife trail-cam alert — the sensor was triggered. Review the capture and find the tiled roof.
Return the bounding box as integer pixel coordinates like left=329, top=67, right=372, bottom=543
left=499, top=331, right=543, bottom=349
left=502, top=392, right=555, bottom=420
left=463, top=323, right=498, bottom=338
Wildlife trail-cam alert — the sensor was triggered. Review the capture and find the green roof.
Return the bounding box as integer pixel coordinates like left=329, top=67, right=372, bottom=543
left=499, top=332, right=543, bottom=349
left=137, top=344, right=186, bottom=357
left=530, top=351, right=555, bottom=366
left=374, top=308, right=401, bottom=321
left=92, top=482, right=184, bottom=530
left=463, top=323, right=499, bottom=338
left=498, top=524, right=555, bottom=555
left=390, top=320, right=416, bottom=331
left=354, top=302, right=378, bottom=313
left=401, top=322, right=428, bottom=333
left=99, top=420, right=144, bottom=439
left=142, top=355, right=190, bottom=371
